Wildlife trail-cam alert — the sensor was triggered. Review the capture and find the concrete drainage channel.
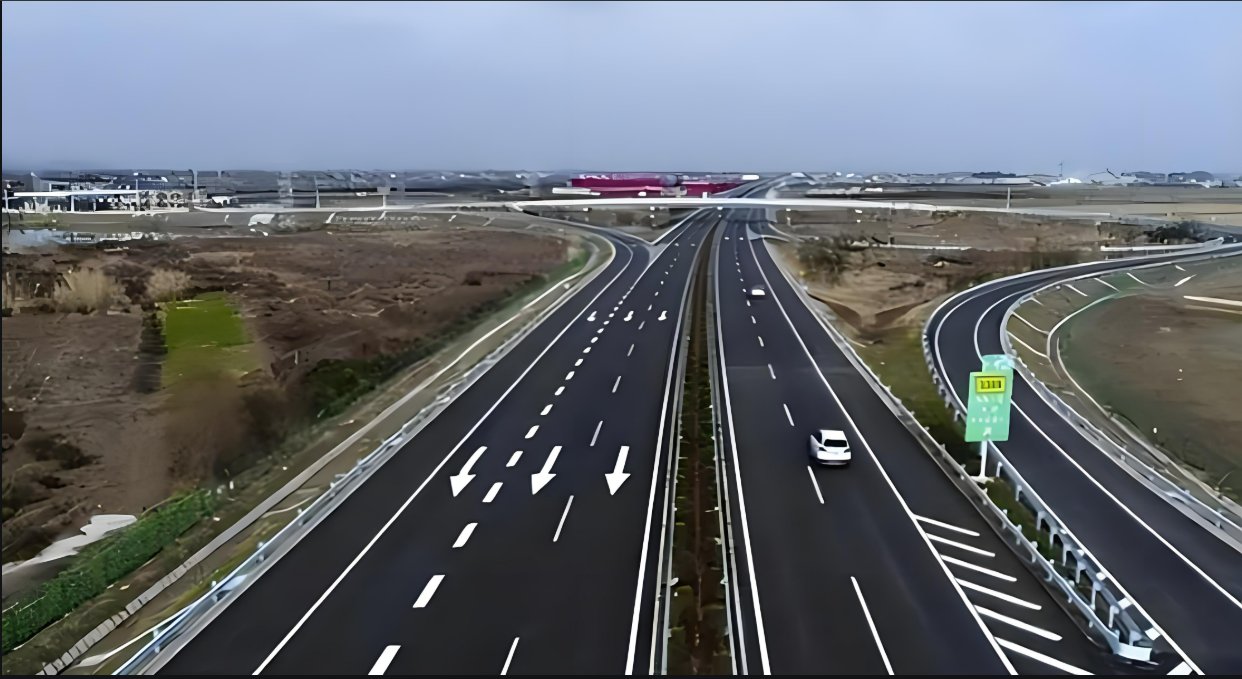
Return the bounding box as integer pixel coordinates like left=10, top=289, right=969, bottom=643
left=37, top=227, right=616, bottom=676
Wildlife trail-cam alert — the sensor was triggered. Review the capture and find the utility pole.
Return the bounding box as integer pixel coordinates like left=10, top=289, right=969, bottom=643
left=1059, top=161, right=1064, bottom=178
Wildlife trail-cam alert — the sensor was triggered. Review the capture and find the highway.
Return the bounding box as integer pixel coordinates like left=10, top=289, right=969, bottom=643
left=928, top=247, right=1242, bottom=673
left=159, top=212, right=718, bottom=674
left=712, top=208, right=1126, bottom=675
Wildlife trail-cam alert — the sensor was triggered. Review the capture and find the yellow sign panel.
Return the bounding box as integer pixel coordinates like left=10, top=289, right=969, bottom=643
left=974, top=375, right=1007, bottom=394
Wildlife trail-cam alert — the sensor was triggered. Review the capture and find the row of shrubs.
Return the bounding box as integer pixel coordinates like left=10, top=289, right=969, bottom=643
left=1, top=490, right=216, bottom=654
left=305, top=273, right=553, bottom=419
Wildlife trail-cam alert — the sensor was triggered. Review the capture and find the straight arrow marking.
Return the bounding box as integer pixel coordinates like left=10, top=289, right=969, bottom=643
left=606, top=445, right=631, bottom=494
left=532, top=445, right=561, bottom=494
left=449, top=446, right=486, bottom=496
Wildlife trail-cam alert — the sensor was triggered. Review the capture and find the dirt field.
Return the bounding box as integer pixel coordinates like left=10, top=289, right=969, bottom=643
left=2, top=223, right=570, bottom=571
left=1058, top=261, right=1242, bottom=499
left=769, top=210, right=1111, bottom=340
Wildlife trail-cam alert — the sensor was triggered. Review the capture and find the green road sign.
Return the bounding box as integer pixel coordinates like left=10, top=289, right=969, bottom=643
left=965, top=354, right=1014, bottom=442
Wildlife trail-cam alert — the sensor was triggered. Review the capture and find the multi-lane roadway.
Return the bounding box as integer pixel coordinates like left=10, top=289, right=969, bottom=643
left=929, top=247, right=1242, bottom=674
left=160, top=213, right=720, bottom=674
left=147, top=194, right=1240, bottom=675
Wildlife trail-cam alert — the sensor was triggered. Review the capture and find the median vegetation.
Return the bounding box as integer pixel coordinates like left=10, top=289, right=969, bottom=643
left=667, top=240, right=730, bottom=674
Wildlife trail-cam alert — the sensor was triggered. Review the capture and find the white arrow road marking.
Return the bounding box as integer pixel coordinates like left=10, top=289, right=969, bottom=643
left=587, top=311, right=596, bottom=321
left=658, top=310, right=668, bottom=321
left=501, top=638, right=520, bottom=675
left=482, top=482, right=502, bottom=503
left=449, top=446, right=486, bottom=496
left=606, top=445, right=631, bottom=494
left=532, top=445, right=561, bottom=494
left=413, top=574, right=445, bottom=608
left=624, top=310, right=633, bottom=321
left=553, top=495, right=574, bottom=542
left=369, top=646, right=400, bottom=675
left=453, top=523, right=477, bottom=548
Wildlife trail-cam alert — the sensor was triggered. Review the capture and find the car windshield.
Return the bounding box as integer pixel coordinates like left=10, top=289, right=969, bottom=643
left=821, top=432, right=847, bottom=444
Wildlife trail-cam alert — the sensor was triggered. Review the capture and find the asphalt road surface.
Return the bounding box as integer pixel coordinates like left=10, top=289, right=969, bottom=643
left=161, top=213, right=719, bottom=674
left=928, top=246, right=1242, bottom=674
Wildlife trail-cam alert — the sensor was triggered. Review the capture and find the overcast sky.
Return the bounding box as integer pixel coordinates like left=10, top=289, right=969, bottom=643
left=3, top=1, right=1238, bottom=175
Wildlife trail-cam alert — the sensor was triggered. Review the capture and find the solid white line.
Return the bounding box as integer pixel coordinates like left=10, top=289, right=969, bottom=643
left=554, top=386, right=564, bottom=396
left=1168, top=661, right=1192, bottom=675
left=768, top=364, right=776, bottom=379
left=368, top=645, right=400, bottom=675
left=783, top=403, right=794, bottom=426
left=540, top=404, right=552, bottom=416
left=483, top=482, right=502, bottom=503
left=720, top=323, right=772, bottom=676
left=591, top=420, right=603, bottom=446
left=975, top=606, right=1061, bottom=641
left=955, top=579, right=1041, bottom=610
left=851, top=577, right=894, bottom=675
left=1175, top=275, right=1195, bottom=287
left=1013, top=400, right=1242, bottom=611
left=453, top=523, right=477, bottom=548
left=1011, top=313, right=1046, bottom=334
left=525, top=425, right=538, bottom=439
left=553, top=495, right=574, bottom=542
left=1184, top=294, right=1242, bottom=307
left=500, top=637, right=519, bottom=675
left=249, top=232, right=639, bottom=674
left=940, top=554, right=1017, bottom=582
left=807, top=467, right=824, bottom=504
left=412, top=575, right=445, bottom=608
left=1008, top=331, right=1049, bottom=360
left=627, top=221, right=704, bottom=675
left=757, top=336, right=764, bottom=347
left=913, top=515, right=981, bottom=537
left=994, top=638, right=1089, bottom=675
left=628, top=343, right=634, bottom=356
left=927, top=534, right=995, bottom=557
left=507, top=451, right=522, bottom=467
left=945, top=281, right=1209, bottom=671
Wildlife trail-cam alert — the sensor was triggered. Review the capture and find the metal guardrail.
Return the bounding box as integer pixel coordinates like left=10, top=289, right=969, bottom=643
left=107, top=233, right=618, bottom=676
left=999, top=248, right=1242, bottom=548
left=767, top=250, right=1157, bottom=661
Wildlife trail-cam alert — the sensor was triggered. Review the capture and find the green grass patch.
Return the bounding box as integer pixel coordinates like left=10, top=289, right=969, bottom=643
left=161, top=292, right=258, bottom=386
left=1, top=491, right=216, bottom=654
left=857, top=327, right=979, bottom=473
left=984, top=479, right=1055, bottom=561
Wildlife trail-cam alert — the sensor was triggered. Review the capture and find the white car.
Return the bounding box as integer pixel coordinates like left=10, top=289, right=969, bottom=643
left=747, top=285, right=767, bottom=299
left=809, top=429, right=851, bottom=466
